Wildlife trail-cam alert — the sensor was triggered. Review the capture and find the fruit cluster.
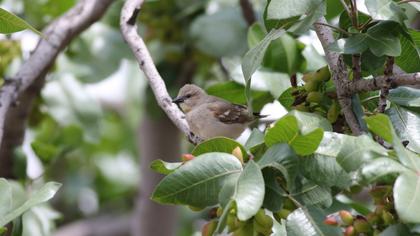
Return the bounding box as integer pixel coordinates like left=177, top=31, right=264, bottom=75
left=291, top=66, right=341, bottom=124
left=202, top=207, right=274, bottom=236
left=324, top=186, right=397, bottom=235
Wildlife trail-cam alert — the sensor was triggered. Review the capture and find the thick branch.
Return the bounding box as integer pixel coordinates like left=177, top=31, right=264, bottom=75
left=0, top=0, right=114, bottom=148
left=120, top=0, right=201, bottom=144
left=314, top=17, right=363, bottom=135
left=349, top=72, right=420, bottom=93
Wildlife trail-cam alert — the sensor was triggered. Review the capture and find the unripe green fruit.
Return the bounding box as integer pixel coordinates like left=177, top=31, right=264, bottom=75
left=233, top=222, right=253, bottom=236
left=274, top=209, right=291, bottom=221
left=216, top=207, right=223, bottom=217
left=188, top=205, right=204, bottom=212
left=302, top=72, right=316, bottom=83
left=353, top=219, right=371, bottom=233
left=306, top=91, right=323, bottom=103
left=254, top=220, right=272, bottom=236
left=202, top=220, right=217, bottom=236
left=304, top=80, right=319, bottom=92
left=327, top=100, right=339, bottom=123
left=227, top=213, right=245, bottom=232
left=254, top=209, right=273, bottom=229
left=313, top=66, right=331, bottom=82
left=295, top=104, right=309, bottom=112
left=382, top=211, right=394, bottom=225
left=339, top=210, right=354, bottom=225
left=366, top=212, right=380, bottom=225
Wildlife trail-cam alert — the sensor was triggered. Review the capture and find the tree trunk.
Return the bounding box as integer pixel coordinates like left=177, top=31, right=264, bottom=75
left=131, top=114, right=180, bottom=236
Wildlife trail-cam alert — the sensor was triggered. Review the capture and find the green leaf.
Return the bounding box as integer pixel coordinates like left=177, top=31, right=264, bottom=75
left=258, top=143, right=297, bottom=168
left=364, top=114, right=393, bottom=143
left=366, top=21, right=402, bottom=57
left=301, top=154, right=351, bottom=188
left=233, top=161, right=265, bottom=221
left=396, top=30, right=420, bottom=73
left=380, top=224, right=411, bottom=236
left=328, top=34, right=369, bottom=54
left=248, top=23, right=267, bottom=48
left=262, top=32, right=305, bottom=74
left=0, top=8, right=41, bottom=35
left=365, top=0, right=407, bottom=24
left=290, top=110, right=332, bottom=134
left=150, top=160, right=182, bottom=175
left=278, top=87, right=295, bottom=110
left=0, top=179, right=12, bottom=216
left=316, top=132, right=388, bottom=172
left=265, top=115, right=324, bottom=155
left=192, top=137, right=248, bottom=159
left=286, top=207, right=341, bottom=236
left=242, top=28, right=285, bottom=84
left=244, top=128, right=265, bottom=150
left=267, top=0, right=323, bottom=20
left=0, top=182, right=61, bottom=227
left=265, top=115, right=299, bottom=147
left=262, top=168, right=286, bottom=212
left=291, top=128, right=324, bottom=156
left=151, top=153, right=242, bottom=208
left=356, top=158, right=408, bottom=184
left=394, top=172, right=420, bottom=223
left=288, top=2, right=326, bottom=35
left=190, top=8, right=247, bottom=57
left=387, top=105, right=420, bottom=153
left=30, top=141, right=59, bottom=162
left=297, top=182, right=332, bottom=208
left=388, top=87, right=420, bottom=107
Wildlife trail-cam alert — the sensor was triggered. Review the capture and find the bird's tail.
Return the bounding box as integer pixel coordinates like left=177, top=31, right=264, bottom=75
left=253, top=112, right=268, bottom=118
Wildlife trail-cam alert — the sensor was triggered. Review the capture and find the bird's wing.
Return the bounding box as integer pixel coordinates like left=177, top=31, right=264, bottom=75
left=207, top=100, right=254, bottom=124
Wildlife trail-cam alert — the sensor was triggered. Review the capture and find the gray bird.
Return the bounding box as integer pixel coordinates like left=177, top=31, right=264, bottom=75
left=172, top=84, right=263, bottom=140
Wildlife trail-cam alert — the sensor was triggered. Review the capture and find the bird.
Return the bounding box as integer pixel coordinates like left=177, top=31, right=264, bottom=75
left=172, top=84, right=264, bottom=140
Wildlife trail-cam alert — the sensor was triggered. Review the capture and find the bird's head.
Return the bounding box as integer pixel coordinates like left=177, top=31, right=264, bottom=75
left=172, top=84, right=206, bottom=113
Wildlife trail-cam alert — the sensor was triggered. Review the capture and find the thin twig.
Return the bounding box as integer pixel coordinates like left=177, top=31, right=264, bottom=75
left=239, top=0, right=256, bottom=26
left=120, top=0, right=202, bottom=144
left=339, top=0, right=352, bottom=17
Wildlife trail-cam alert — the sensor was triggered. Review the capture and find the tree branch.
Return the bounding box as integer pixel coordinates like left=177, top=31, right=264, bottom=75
left=0, top=0, right=114, bottom=149
left=349, top=72, right=420, bottom=93
left=120, top=0, right=202, bottom=144
left=239, top=0, right=256, bottom=26
left=378, top=57, right=394, bottom=113
left=314, top=17, right=363, bottom=135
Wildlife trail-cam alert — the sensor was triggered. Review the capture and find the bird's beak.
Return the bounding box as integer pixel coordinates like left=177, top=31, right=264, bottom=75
left=172, top=96, right=185, bottom=104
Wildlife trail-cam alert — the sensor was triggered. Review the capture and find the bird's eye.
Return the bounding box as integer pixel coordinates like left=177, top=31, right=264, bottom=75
left=185, top=94, right=192, bottom=98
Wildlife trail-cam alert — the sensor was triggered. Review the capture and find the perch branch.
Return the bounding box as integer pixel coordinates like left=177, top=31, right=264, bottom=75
left=378, top=57, right=394, bottom=113
left=120, top=0, right=202, bottom=144
left=0, top=0, right=114, bottom=149
left=314, top=17, right=363, bottom=135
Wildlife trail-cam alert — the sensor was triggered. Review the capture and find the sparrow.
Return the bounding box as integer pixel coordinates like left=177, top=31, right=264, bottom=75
left=172, top=84, right=264, bottom=140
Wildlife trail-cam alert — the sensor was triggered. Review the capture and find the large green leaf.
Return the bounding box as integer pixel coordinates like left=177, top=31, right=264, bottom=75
left=233, top=161, right=265, bottom=221
left=286, top=207, right=341, bottom=236
left=150, top=160, right=182, bottom=175
left=288, top=2, right=326, bottom=35
left=290, top=110, right=332, bottom=134
left=190, top=8, right=247, bottom=57
left=294, top=182, right=332, bottom=208
left=387, top=105, right=420, bottom=153
left=301, top=154, right=351, bottom=188
left=265, top=115, right=324, bottom=155
left=0, top=8, right=41, bottom=34
left=0, top=179, right=12, bottom=216
left=396, top=30, right=420, bottom=73
left=388, top=87, right=420, bottom=107
left=356, top=158, right=408, bottom=184
left=192, top=137, right=248, bottom=159
left=394, top=172, right=420, bottom=223
left=365, top=114, right=420, bottom=170
left=244, top=128, right=265, bottom=150
left=267, top=0, right=323, bottom=20
left=365, top=0, right=406, bottom=24
left=151, top=153, right=242, bottom=208
left=316, top=132, right=388, bottom=172
left=0, top=182, right=61, bottom=227
left=262, top=168, right=286, bottom=212
left=329, top=21, right=402, bottom=57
